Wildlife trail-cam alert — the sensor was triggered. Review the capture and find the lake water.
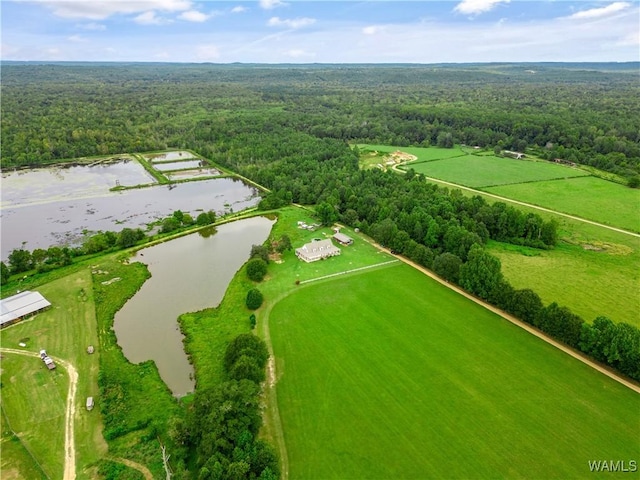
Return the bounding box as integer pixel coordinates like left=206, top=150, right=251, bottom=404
left=113, top=216, right=274, bottom=396
left=1, top=175, right=261, bottom=259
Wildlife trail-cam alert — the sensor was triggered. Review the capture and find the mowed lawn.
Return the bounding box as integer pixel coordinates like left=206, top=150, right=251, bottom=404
left=486, top=176, right=640, bottom=233
left=408, top=154, right=588, bottom=188
left=269, top=264, right=640, bottom=479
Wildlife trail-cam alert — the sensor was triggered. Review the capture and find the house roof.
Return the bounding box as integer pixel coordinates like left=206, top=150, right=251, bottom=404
left=333, top=232, right=353, bottom=244
left=295, top=239, right=341, bottom=261
left=0, top=291, right=51, bottom=326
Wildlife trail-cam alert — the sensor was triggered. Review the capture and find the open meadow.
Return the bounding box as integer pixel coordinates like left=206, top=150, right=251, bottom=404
left=0, top=269, right=107, bottom=479
left=406, top=153, right=589, bottom=188
left=268, top=263, right=640, bottom=479
left=486, top=176, right=640, bottom=233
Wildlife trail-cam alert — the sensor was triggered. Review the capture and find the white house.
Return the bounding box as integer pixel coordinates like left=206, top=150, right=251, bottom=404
left=295, top=239, right=341, bottom=263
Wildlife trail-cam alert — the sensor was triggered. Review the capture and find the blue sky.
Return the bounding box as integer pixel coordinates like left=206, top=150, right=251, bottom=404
left=2, top=1, right=638, bottom=62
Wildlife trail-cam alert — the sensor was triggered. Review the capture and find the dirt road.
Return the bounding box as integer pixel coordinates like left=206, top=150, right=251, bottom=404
left=0, top=348, right=78, bottom=479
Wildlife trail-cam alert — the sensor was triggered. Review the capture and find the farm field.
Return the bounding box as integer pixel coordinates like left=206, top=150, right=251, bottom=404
left=268, top=263, right=640, bottom=479
left=489, top=228, right=640, bottom=327
left=356, top=143, right=465, bottom=163
left=405, top=153, right=589, bottom=188
left=0, top=269, right=107, bottom=479
left=486, top=176, right=640, bottom=233
left=407, top=169, right=639, bottom=326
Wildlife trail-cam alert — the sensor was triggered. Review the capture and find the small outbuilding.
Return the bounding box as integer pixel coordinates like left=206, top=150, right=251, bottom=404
left=0, top=291, right=51, bottom=329
left=333, top=232, right=353, bottom=246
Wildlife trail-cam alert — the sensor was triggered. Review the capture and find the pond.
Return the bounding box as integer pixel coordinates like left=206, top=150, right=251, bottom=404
left=113, top=216, right=275, bottom=396
left=145, top=151, right=197, bottom=162
left=1, top=158, right=154, bottom=209
left=153, top=160, right=204, bottom=172
left=166, top=168, right=222, bottom=181
left=1, top=175, right=261, bottom=260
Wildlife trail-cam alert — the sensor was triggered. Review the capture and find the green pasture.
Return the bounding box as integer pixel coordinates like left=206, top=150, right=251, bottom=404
left=0, top=268, right=107, bottom=479
left=486, top=176, right=640, bottom=233
left=1, top=408, right=48, bottom=480
left=407, top=154, right=588, bottom=188
left=268, top=264, right=640, bottom=479
left=489, top=230, right=640, bottom=327
left=416, top=174, right=639, bottom=327
left=355, top=143, right=466, bottom=168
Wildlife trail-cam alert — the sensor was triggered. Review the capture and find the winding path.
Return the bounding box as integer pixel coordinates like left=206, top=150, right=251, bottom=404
left=0, top=348, right=79, bottom=479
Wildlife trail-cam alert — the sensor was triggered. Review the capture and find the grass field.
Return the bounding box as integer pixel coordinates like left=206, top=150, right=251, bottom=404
left=268, top=263, right=640, bottom=479
left=356, top=144, right=466, bottom=164
left=1, top=269, right=107, bottom=479
left=489, top=232, right=640, bottom=327
left=406, top=154, right=589, bottom=188
left=486, top=176, right=640, bottom=233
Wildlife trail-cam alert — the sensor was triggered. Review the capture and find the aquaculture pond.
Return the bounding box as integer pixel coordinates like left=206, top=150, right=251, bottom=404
left=1, top=157, right=153, bottom=208
left=145, top=151, right=197, bottom=162
left=113, top=216, right=275, bottom=396
left=1, top=161, right=261, bottom=259
left=153, top=160, right=205, bottom=172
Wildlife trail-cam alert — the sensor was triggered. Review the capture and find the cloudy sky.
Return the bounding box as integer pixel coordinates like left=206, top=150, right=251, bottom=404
left=2, top=0, right=638, bottom=63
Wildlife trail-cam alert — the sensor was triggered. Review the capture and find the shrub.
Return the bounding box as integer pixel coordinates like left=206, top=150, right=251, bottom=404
left=246, top=288, right=264, bottom=310
left=246, top=258, right=267, bottom=282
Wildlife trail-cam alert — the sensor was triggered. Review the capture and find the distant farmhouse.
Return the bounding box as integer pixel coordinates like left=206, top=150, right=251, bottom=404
left=333, top=232, right=353, bottom=246
left=0, top=291, right=51, bottom=329
left=295, top=239, right=341, bottom=263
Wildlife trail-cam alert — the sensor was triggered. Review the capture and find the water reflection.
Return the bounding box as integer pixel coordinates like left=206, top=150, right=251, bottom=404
left=1, top=177, right=260, bottom=259
left=113, top=216, right=274, bottom=397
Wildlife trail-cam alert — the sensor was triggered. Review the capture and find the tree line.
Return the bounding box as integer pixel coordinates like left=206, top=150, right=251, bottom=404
left=2, top=63, right=638, bottom=183
left=175, top=334, right=279, bottom=479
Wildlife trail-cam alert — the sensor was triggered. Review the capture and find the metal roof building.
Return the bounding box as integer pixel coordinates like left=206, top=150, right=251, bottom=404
left=0, top=291, right=51, bottom=328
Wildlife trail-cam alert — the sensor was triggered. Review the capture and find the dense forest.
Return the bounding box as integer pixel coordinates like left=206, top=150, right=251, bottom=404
left=2, top=62, right=639, bottom=182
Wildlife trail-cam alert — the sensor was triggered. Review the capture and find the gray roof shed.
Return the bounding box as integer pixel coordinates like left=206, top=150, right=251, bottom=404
left=0, top=291, right=51, bottom=327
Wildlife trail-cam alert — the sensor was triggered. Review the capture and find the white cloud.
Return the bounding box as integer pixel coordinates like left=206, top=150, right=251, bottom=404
left=454, top=0, right=510, bottom=16
left=42, top=0, right=192, bottom=20
left=267, top=17, right=315, bottom=29
left=77, top=22, right=107, bottom=31
left=134, top=11, right=171, bottom=25
left=283, top=48, right=316, bottom=59
left=260, top=0, right=287, bottom=10
left=362, top=25, right=385, bottom=35
left=178, top=10, right=209, bottom=22
left=231, top=6, right=247, bottom=14
left=196, top=44, right=220, bottom=61
left=67, top=34, right=85, bottom=42
left=567, top=2, right=630, bottom=20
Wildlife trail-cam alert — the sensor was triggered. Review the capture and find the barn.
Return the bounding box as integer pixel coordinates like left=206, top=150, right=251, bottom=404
left=0, top=291, right=51, bottom=328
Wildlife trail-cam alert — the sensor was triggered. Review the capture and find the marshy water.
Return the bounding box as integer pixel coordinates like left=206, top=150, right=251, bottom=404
left=1, top=160, right=260, bottom=259
left=113, top=216, right=274, bottom=396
